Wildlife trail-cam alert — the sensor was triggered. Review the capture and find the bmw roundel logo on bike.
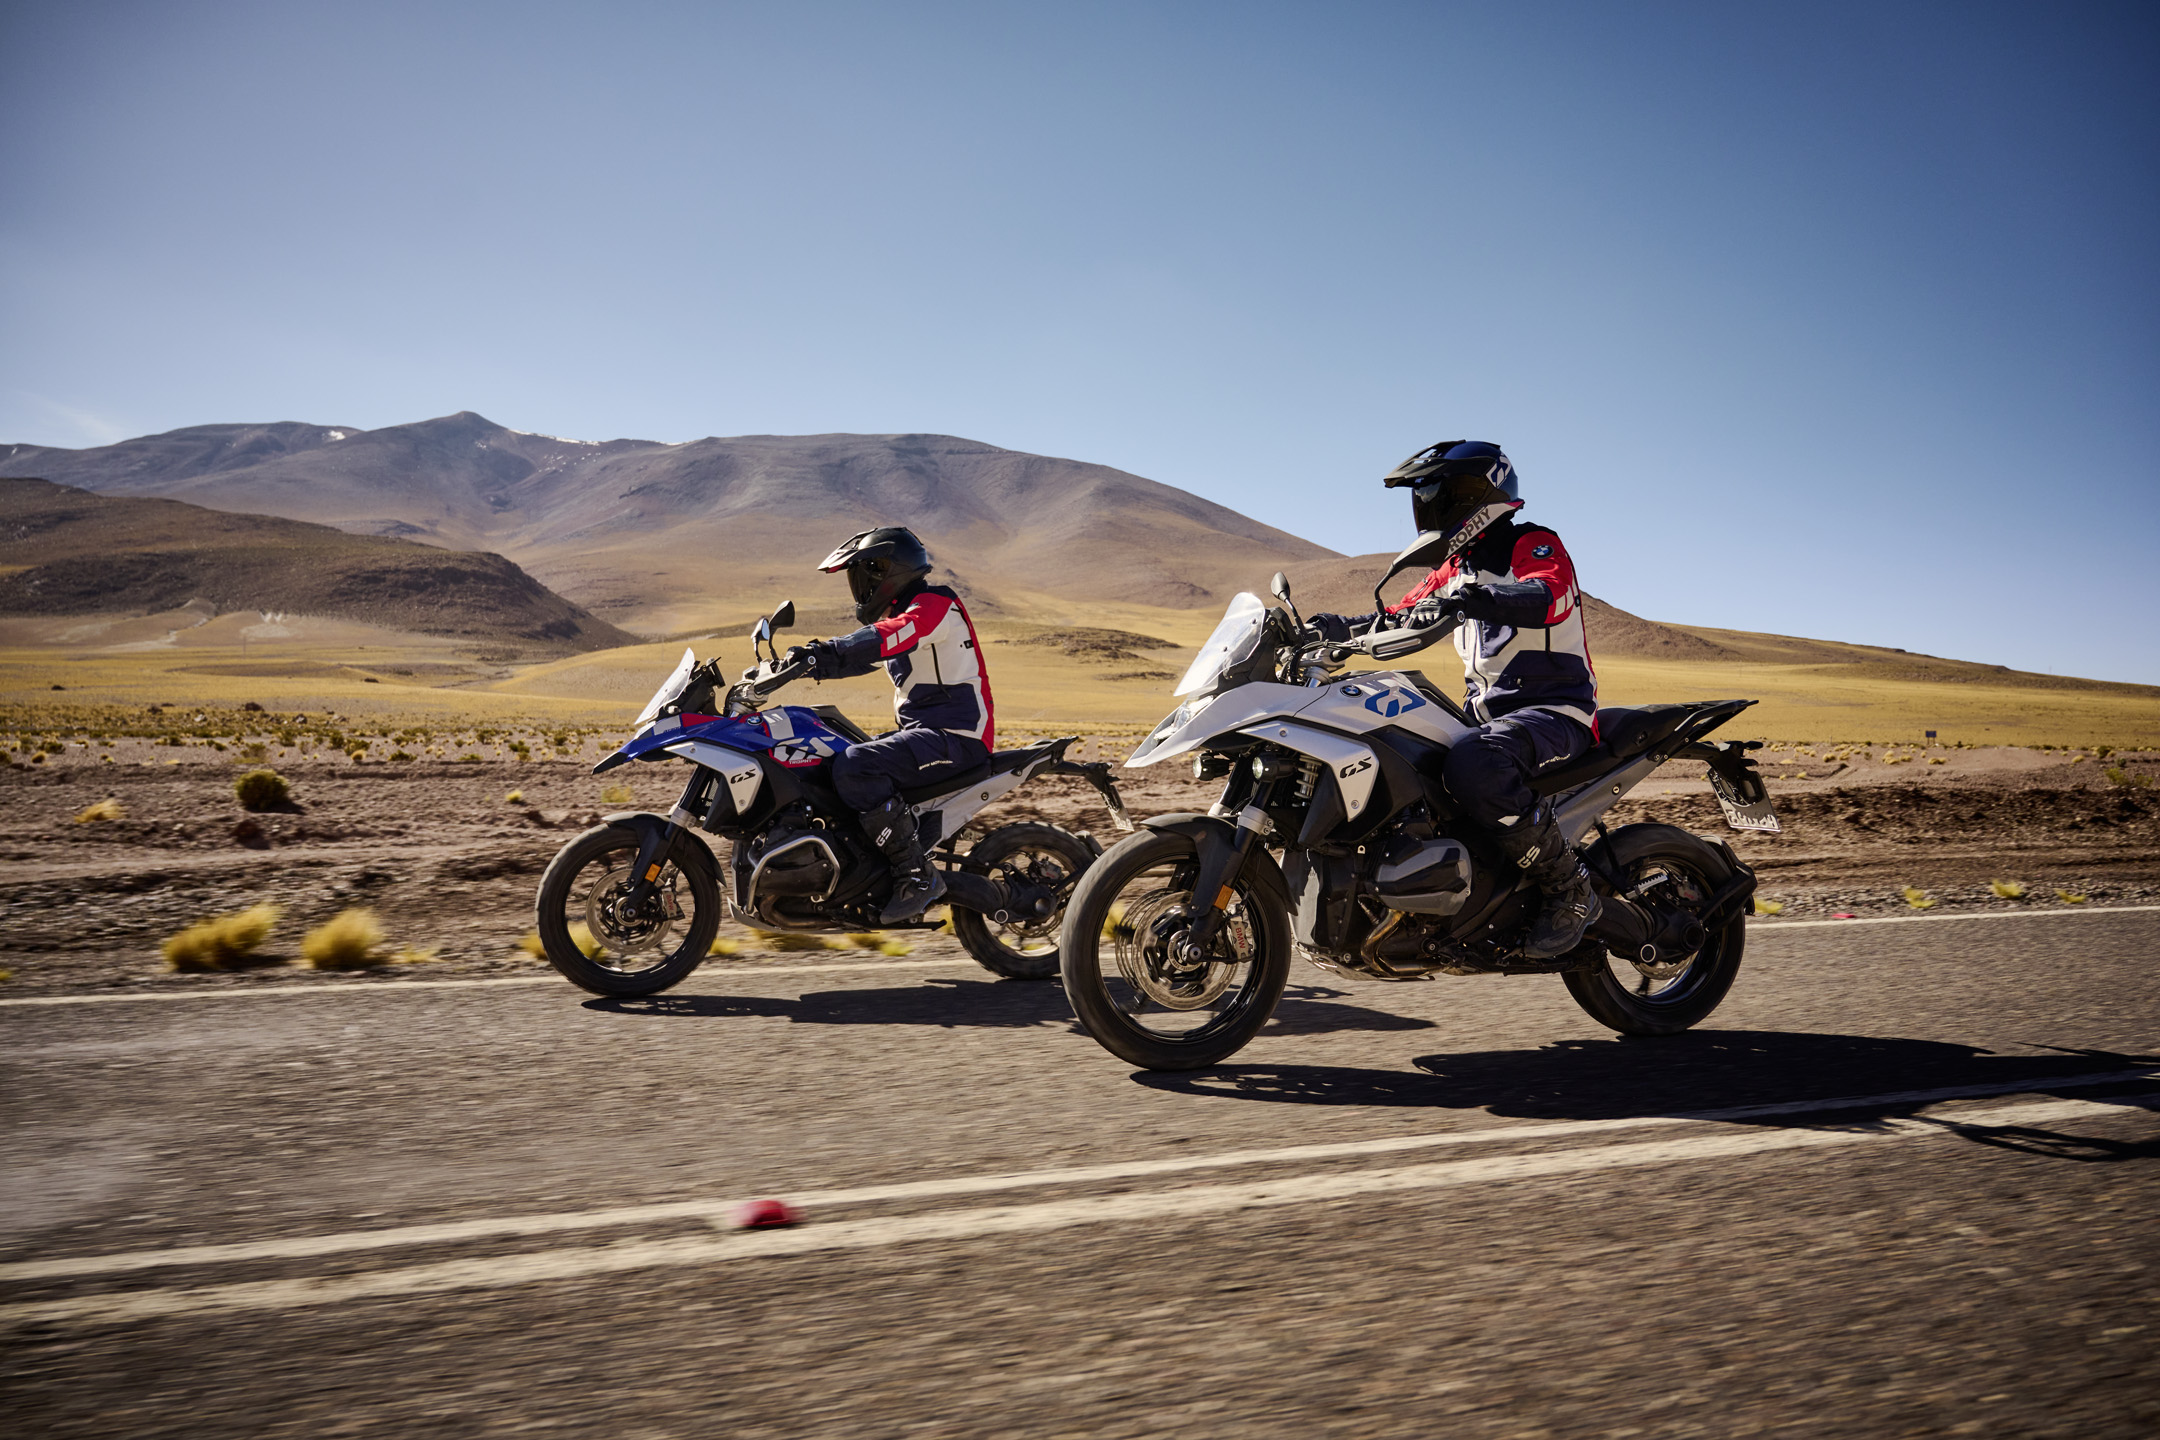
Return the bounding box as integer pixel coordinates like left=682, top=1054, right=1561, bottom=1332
left=1362, top=683, right=1425, bottom=718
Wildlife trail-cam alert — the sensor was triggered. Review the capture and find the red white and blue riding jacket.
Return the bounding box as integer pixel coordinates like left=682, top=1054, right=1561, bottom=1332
left=825, top=584, right=996, bottom=748
left=1397, top=518, right=1598, bottom=730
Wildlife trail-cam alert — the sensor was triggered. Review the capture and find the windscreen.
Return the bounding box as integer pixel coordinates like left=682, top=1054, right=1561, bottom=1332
left=1173, top=592, right=1267, bottom=697
left=634, top=647, right=699, bottom=727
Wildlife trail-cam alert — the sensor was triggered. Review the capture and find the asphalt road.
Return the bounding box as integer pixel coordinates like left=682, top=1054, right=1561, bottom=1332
left=4, top=908, right=2156, bottom=1438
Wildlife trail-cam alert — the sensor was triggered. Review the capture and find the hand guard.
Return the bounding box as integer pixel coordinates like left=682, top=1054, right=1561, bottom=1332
left=1402, top=596, right=1461, bottom=629
left=787, top=641, right=836, bottom=679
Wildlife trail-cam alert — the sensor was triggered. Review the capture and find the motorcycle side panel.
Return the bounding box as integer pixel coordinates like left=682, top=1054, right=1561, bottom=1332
left=665, top=740, right=766, bottom=815
left=912, top=762, right=1034, bottom=835
left=1292, top=673, right=1477, bottom=748
left=1235, top=721, right=1380, bottom=820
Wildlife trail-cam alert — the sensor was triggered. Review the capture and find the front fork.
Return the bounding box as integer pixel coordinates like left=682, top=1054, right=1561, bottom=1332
left=623, top=772, right=708, bottom=909
left=1178, top=779, right=1277, bottom=959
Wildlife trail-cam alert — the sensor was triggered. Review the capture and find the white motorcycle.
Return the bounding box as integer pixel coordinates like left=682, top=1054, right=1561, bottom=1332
left=1059, top=533, right=1779, bottom=1070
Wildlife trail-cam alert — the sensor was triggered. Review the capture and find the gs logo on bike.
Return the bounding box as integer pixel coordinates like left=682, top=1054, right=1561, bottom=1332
left=1362, top=684, right=1425, bottom=719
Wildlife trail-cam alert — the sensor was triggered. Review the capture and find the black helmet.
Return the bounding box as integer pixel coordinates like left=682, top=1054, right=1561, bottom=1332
left=818, top=526, right=934, bottom=624
left=1382, top=440, right=1521, bottom=554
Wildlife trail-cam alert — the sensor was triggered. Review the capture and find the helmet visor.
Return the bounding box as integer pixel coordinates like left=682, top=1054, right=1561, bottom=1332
left=1411, top=467, right=1505, bottom=537
left=847, top=561, right=885, bottom=610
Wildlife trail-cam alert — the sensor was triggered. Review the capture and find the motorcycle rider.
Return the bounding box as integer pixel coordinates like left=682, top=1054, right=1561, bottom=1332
left=786, top=526, right=994, bottom=924
left=1308, top=440, right=1602, bottom=959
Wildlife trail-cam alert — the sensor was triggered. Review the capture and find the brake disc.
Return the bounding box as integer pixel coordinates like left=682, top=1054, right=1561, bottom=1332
left=1112, top=887, right=1246, bottom=1011
left=585, top=862, right=675, bottom=950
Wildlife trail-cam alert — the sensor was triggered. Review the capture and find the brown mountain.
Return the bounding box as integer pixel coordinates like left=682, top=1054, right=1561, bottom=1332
left=1, top=415, right=1337, bottom=626
left=0, top=478, right=633, bottom=650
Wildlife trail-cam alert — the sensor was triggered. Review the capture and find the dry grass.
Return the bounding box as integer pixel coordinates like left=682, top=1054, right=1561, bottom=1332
left=233, top=768, right=290, bottom=811
left=163, top=903, right=281, bottom=972
left=517, top=924, right=604, bottom=960
left=750, top=929, right=831, bottom=952
left=599, top=783, right=634, bottom=805
left=73, top=797, right=125, bottom=824
left=301, top=907, right=387, bottom=969
left=1989, top=879, right=2027, bottom=899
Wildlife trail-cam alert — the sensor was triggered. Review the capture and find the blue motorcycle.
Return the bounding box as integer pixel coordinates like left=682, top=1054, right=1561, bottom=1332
left=534, top=601, right=1134, bottom=996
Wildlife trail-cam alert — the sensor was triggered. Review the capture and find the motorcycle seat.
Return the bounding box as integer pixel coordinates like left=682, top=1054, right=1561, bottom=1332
left=897, top=741, right=1058, bottom=805
left=1528, top=704, right=1701, bottom=797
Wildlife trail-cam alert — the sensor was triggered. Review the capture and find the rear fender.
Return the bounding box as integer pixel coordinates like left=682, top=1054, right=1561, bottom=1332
left=1140, top=813, right=1292, bottom=912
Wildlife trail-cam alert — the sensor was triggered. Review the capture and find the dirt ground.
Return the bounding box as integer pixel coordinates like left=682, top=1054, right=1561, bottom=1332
left=1, top=735, right=2155, bottom=998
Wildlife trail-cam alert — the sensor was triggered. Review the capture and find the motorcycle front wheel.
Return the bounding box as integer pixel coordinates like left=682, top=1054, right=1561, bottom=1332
left=1059, top=829, right=1291, bottom=1070
left=1564, top=823, right=1745, bottom=1035
left=535, top=824, right=722, bottom=997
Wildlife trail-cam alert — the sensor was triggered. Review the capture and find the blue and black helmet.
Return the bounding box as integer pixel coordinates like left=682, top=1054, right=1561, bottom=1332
left=1382, top=440, right=1521, bottom=550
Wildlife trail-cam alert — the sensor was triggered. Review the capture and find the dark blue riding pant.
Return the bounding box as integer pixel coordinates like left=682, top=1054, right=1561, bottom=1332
left=1440, top=706, right=1594, bottom=829
left=831, top=726, right=991, bottom=811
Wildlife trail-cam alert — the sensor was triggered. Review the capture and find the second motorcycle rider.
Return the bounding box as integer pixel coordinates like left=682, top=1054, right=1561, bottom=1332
left=1309, top=440, right=1603, bottom=959
left=787, top=527, right=995, bottom=923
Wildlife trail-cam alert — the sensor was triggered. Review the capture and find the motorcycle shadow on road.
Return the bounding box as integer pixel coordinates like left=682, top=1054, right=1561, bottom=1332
left=1136, top=1032, right=2159, bottom=1148
left=581, top=980, right=1428, bottom=1036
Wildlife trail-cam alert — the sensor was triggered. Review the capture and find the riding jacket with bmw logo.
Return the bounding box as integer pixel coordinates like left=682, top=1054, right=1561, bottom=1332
left=824, top=584, right=996, bottom=748
left=1320, top=517, right=1598, bottom=732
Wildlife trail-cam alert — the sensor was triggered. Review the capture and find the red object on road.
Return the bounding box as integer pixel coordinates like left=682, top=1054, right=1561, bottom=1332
left=1831, top=912, right=1857, bottom=919
left=731, top=1199, right=801, bottom=1230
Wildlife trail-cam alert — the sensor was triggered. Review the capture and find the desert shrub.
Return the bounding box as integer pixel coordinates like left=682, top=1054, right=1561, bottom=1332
left=505, top=790, right=525, bottom=805
left=233, top=769, right=290, bottom=810
left=74, top=798, right=125, bottom=824
left=843, top=932, right=886, bottom=949
left=599, top=783, right=634, bottom=805
left=1989, top=879, right=2027, bottom=899
left=301, top=908, right=387, bottom=969
left=2106, top=766, right=2151, bottom=789
left=389, top=945, right=442, bottom=965
left=389, top=751, right=416, bottom=763
left=517, top=924, right=604, bottom=960
left=163, top=904, right=281, bottom=972
left=708, top=936, right=742, bottom=957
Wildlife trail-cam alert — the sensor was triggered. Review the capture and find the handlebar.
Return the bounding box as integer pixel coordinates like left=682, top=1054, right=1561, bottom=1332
left=1299, top=613, right=1461, bottom=671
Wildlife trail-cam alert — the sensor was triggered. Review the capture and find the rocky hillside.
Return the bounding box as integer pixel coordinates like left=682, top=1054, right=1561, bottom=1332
left=0, top=478, right=633, bottom=650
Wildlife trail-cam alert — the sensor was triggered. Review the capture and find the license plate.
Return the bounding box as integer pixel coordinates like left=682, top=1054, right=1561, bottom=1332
left=1710, top=768, right=1781, bottom=834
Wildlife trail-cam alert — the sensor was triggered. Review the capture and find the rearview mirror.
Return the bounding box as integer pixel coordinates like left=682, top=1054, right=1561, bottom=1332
left=751, top=616, right=773, bottom=645
left=1372, top=530, right=1455, bottom=612
left=772, top=600, right=796, bottom=631
left=1270, top=572, right=1291, bottom=605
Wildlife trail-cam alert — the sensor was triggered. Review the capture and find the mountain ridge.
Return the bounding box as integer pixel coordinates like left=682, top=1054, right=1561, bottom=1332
left=1, top=414, right=1336, bottom=623
left=0, top=478, right=633, bottom=651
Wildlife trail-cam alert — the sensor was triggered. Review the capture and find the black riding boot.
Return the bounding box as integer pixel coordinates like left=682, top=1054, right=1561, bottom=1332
left=1493, top=803, right=1603, bottom=960
left=861, top=797, right=946, bottom=925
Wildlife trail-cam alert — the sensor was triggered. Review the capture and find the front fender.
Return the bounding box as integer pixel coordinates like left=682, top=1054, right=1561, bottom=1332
left=1140, top=813, right=1292, bottom=911
left=599, top=810, right=722, bottom=887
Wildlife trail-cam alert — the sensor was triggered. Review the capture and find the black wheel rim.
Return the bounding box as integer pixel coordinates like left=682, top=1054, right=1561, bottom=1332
left=976, top=843, right=1082, bottom=958
left=558, top=841, right=704, bottom=977
left=1600, top=852, right=1728, bottom=1008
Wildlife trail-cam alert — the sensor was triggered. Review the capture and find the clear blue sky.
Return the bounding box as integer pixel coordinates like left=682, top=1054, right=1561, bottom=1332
left=4, top=1, right=2155, bottom=682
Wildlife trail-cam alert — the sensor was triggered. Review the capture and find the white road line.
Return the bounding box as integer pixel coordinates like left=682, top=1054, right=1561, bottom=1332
left=4, top=1094, right=2148, bottom=1329
left=6, top=1068, right=2151, bottom=1284
left=1748, top=903, right=2160, bottom=931
left=0, top=958, right=960, bottom=1007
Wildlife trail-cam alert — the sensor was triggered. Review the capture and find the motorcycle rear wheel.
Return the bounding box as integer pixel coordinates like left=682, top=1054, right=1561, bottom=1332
left=1059, top=829, right=1291, bottom=1070
left=1564, top=823, right=1744, bottom=1035
left=951, top=822, right=1097, bottom=981
left=535, top=824, right=722, bottom=997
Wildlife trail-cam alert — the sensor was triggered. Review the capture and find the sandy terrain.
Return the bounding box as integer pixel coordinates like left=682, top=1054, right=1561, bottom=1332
left=2, top=729, right=2153, bottom=999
